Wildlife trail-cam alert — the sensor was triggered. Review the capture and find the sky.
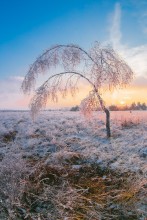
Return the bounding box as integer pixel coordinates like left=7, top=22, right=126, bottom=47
left=0, top=0, right=147, bottom=109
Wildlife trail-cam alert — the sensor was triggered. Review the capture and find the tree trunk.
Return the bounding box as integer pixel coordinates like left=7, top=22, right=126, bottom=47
left=104, top=108, right=111, bottom=138
left=95, top=91, right=111, bottom=138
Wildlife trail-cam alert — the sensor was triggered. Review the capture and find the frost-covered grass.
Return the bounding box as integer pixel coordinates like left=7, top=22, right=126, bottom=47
left=0, top=110, right=147, bottom=219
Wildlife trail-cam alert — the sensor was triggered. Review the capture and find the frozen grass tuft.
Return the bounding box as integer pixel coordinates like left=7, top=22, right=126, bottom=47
left=0, top=154, right=28, bottom=219
left=121, top=118, right=140, bottom=129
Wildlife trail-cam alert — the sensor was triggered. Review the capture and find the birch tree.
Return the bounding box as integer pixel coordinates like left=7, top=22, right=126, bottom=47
left=22, top=42, right=133, bottom=137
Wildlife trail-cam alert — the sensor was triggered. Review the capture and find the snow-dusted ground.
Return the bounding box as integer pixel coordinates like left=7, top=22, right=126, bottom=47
left=0, top=110, right=147, bottom=176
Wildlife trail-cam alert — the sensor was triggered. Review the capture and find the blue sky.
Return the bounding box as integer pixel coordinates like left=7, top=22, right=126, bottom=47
left=0, top=0, right=147, bottom=109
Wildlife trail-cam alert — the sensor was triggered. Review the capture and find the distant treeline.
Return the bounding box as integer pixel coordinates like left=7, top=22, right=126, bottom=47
left=70, top=102, right=147, bottom=111
left=109, top=102, right=147, bottom=111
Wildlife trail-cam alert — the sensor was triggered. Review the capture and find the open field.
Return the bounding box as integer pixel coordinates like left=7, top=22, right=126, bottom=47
left=0, top=111, right=147, bottom=219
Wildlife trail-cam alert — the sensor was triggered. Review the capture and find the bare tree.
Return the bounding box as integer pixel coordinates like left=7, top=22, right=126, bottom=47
left=22, top=42, right=133, bottom=137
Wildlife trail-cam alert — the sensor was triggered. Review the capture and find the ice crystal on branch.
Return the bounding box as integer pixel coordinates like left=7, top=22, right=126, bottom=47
left=80, top=91, right=99, bottom=118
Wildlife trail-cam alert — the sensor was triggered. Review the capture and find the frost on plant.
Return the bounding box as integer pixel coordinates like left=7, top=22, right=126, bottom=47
left=22, top=42, right=134, bottom=137
left=80, top=91, right=99, bottom=118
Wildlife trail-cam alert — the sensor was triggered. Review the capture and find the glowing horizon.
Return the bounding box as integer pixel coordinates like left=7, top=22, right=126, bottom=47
left=2, top=84, right=145, bottom=110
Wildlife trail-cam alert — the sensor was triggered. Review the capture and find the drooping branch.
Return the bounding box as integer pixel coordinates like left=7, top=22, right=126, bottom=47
left=21, top=44, right=98, bottom=94
left=89, top=43, right=134, bottom=88
left=22, top=43, right=134, bottom=98
left=30, top=71, right=97, bottom=118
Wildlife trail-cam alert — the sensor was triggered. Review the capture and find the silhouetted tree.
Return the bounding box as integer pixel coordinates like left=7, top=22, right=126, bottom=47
left=109, top=105, right=118, bottom=111
left=70, top=105, right=79, bottom=111
left=141, top=103, right=146, bottom=110
left=22, top=42, right=133, bottom=137
left=130, top=102, right=137, bottom=110
left=137, top=102, right=141, bottom=110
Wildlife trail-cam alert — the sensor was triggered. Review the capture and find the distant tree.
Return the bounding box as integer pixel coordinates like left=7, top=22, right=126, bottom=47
left=121, top=105, right=129, bottom=111
left=21, top=42, right=133, bottom=137
left=130, top=102, right=137, bottom=110
left=137, top=102, right=142, bottom=110
left=70, top=105, right=79, bottom=111
left=141, top=103, right=146, bottom=110
left=109, top=105, right=118, bottom=111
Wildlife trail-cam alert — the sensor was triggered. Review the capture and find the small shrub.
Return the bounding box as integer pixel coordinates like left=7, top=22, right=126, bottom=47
left=121, top=118, right=140, bottom=129
left=2, top=130, right=17, bottom=143
left=70, top=105, right=80, bottom=111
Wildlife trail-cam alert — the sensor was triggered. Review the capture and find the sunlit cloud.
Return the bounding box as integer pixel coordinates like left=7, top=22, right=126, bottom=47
left=109, top=2, right=122, bottom=50
left=106, top=2, right=147, bottom=105
left=9, top=76, right=24, bottom=82
left=132, top=76, right=147, bottom=87
left=109, top=3, right=147, bottom=79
